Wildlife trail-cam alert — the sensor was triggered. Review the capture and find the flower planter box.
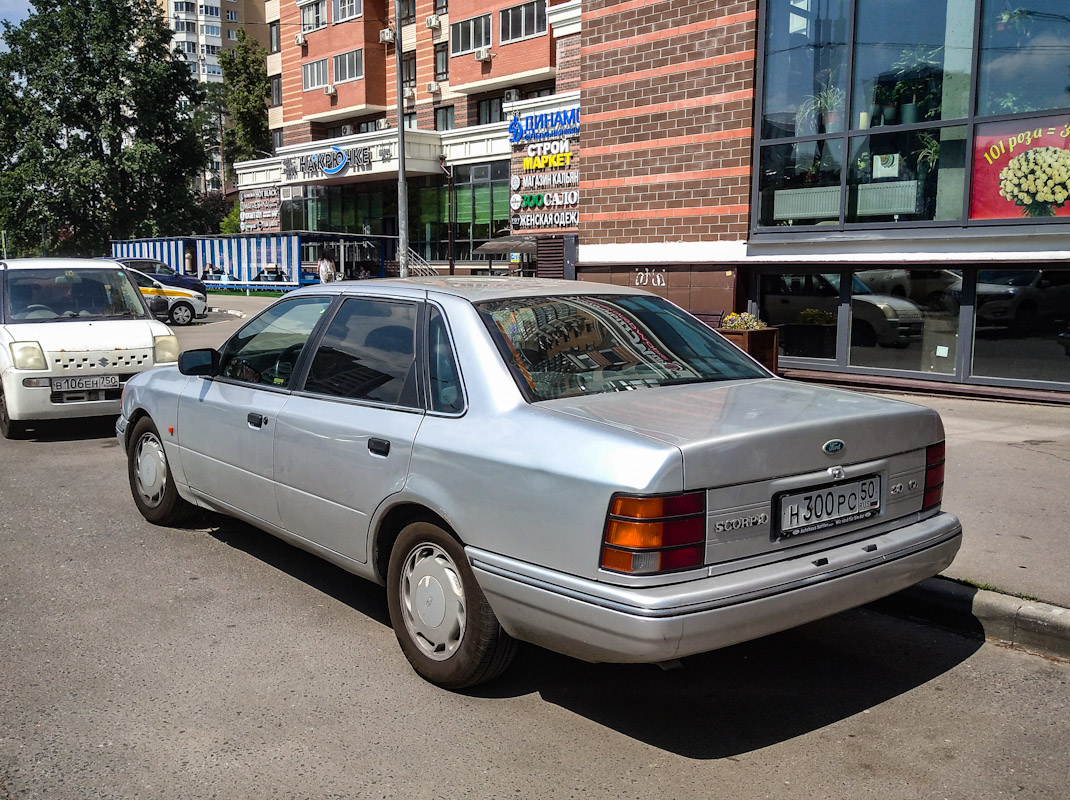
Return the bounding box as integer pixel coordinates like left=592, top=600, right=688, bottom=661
left=717, top=327, right=779, bottom=374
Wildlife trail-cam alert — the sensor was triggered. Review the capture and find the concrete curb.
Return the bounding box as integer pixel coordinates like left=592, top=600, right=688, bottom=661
left=872, top=577, right=1070, bottom=660
left=208, top=307, right=247, bottom=318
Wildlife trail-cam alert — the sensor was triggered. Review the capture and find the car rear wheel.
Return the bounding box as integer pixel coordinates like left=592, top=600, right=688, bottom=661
left=128, top=417, right=193, bottom=525
left=0, top=386, right=28, bottom=440
left=169, top=301, right=195, bottom=326
left=387, top=521, right=516, bottom=689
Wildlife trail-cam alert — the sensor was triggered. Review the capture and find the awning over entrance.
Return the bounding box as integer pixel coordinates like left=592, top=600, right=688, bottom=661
left=474, top=236, right=538, bottom=255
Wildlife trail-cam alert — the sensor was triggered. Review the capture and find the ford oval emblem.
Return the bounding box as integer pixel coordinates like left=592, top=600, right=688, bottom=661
left=823, top=439, right=846, bottom=455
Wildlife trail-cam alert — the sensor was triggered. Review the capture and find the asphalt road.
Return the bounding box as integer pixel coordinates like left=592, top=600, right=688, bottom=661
left=1, top=311, right=1068, bottom=798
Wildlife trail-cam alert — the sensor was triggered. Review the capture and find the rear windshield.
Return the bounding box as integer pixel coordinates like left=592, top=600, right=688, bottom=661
left=3, top=268, right=149, bottom=322
left=477, top=294, right=768, bottom=401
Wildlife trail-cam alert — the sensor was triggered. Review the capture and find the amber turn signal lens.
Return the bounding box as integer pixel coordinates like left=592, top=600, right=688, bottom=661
left=610, top=492, right=704, bottom=520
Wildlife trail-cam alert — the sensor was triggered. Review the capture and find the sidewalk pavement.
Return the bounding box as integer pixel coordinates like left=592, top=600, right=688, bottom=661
left=206, top=292, right=1070, bottom=659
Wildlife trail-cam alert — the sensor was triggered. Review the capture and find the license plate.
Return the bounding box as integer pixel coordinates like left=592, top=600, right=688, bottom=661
left=777, top=475, right=881, bottom=539
left=51, top=375, right=120, bottom=391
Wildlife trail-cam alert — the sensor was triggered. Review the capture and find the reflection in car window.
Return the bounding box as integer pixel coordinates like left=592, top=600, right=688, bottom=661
left=219, top=296, right=331, bottom=388
left=428, top=307, right=463, bottom=413
left=478, top=294, right=767, bottom=401
left=3, top=268, right=147, bottom=321
left=305, top=298, right=419, bottom=407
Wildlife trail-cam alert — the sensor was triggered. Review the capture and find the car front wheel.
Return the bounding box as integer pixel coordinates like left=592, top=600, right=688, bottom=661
left=169, top=301, right=195, bottom=326
left=127, top=417, right=193, bottom=525
left=387, top=521, right=516, bottom=689
left=0, top=386, right=28, bottom=439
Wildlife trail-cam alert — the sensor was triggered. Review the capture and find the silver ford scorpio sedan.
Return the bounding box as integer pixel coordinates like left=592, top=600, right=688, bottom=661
left=117, top=278, right=962, bottom=689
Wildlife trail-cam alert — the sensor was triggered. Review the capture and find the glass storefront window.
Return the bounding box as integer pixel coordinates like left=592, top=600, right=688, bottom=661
left=972, top=268, right=1070, bottom=382
left=759, top=273, right=840, bottom=359
left=847, top=126, right=967, bottom=222
left=978, top=1, right=1070, bottom=117
left=761, top=0, right=849, bottom=140
left=758, top=139, right=844, bottom=226
left=848, top=269, right=959, bottom=374
left=851, top=0, right=973, bottom=130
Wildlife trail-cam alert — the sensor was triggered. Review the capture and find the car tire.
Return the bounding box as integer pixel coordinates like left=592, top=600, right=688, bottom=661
left=387, top=521, right=517, bottom=689
left=851, top=320, right=877, bottom=348
left=1012, top=302, right=1038, bottom=333
left=127, top=416, right=193, bottom=525
left=169, top=301, right=195, bottom=327
left=0, top=386, right=28, bottom=440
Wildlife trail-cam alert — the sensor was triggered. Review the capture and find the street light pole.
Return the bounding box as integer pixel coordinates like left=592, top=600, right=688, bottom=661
left=393, top=0, right=409, bottom=278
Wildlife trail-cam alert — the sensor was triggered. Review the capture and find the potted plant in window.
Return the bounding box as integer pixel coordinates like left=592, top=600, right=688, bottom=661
left=796, top=82, right=846, bottom=135
left=717, top=312, right=779, bottom=373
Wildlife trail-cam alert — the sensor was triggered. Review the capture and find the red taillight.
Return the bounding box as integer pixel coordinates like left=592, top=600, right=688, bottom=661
left=601, top=492, right=706, bottom=574
left=923, top=441, right=945, bottom=511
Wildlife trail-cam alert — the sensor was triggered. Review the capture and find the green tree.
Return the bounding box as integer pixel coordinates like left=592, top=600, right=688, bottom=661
left=0, top=0, right=206, bottom=257
left=218, top=29, right=272, bottom=180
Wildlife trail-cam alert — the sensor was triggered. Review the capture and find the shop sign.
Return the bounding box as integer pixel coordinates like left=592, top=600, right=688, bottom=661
left=514, top=170, right=579, bottom=190
left=970, top=114, right=1070, bottom=220
left=239, top=186, right=281, bottom=232
left=508, top=107, right=580, bottom=144
left=511, top=211, right=579, bottom=228
left=510, top=191, right=579, bottom=211
left=521, top=139, right=573, bottom=170
left=282, top=145, right=373, bottom=181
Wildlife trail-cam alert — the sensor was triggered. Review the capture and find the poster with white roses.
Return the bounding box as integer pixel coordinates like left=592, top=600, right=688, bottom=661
left=970, top=114, right=1070, bottom=220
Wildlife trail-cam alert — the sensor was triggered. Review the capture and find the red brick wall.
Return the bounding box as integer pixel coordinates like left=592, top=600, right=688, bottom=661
left=580, top=0, right=756, bottom=246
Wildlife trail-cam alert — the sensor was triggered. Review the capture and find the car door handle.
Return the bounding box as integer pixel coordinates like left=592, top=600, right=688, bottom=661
left=368, top=437, right=390, bottom=457
left=247, top=412, right=267, bottom=428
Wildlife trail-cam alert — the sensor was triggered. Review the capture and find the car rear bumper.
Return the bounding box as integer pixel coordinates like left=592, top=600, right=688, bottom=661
left=469, top=512, right=962, bottom=664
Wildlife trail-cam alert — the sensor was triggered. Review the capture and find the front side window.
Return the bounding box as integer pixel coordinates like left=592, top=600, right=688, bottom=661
left=478, top=295, right=767, bottom=401
left=305, top=298, right=419, bottom=407
left=333, top=0, right=361, bottom=23
left=334, top=48, right=363, bottom=83
left=219, top=297, right=331, bottom=389
left=301, top=0, right=326, bottom=32
left=500, top=0, right=546, bottom=44
left=450, top=14, right=491, bottom=56
left=302, top=59, right=328, bottom=90
left=3, top=268, right=149, bottom=322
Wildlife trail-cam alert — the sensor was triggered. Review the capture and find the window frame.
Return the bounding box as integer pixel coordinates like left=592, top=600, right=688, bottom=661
left=435, top=105, right=455, bottom=131
left=300, top=0, right=327, bottom=33
left=332, top=48, right=364, bottom=84
left=269, top=74, right=282, bottom=107
left=499, top=0, right=547, bottom=45
left=332, top=0, right=362, bottom=24
left=302, top=58, right=329, bottom=91
left=434, top=42, right=449, bottom=82
left=450, top=14, right=491, bottom=57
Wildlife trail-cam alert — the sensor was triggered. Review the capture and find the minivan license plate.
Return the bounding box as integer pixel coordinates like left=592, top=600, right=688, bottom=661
left=777, top=476, right=881, bottom=539
left=51, top=375, right=119, bottom=392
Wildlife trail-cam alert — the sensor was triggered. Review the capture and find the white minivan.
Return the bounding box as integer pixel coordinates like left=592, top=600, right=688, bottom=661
left=0, top=258, right=178, bottom=439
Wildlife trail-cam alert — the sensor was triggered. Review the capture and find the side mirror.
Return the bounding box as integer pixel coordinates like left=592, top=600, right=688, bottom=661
left=179, top=348, right=221, bottom=377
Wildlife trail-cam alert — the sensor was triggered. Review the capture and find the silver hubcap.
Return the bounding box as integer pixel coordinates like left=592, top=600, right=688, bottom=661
left=399, top=543, right=466, bottom=661
left=134, top=432, right=168, bottom=508
left=172, top=305, right=192, bottom=325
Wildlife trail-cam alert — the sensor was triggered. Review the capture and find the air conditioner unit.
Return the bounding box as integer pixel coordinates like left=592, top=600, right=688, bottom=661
left=376, top=118, right=390, bottom=130
left=324, top=84, right=336, bottom=96
left=294, top=32, right=306, bottom=47
left=340, top=124, right=354, bottom=136
left=426, top=81, right=440, bottom=94
left=425, top=15, right=440, bottom=29
left=379, top=28, right=395, bottom=44
left=503, top=89, right=521, bottom=103
left=403, top=87, right=415, bottom=101
left=474, top=47, right=492, bottom=62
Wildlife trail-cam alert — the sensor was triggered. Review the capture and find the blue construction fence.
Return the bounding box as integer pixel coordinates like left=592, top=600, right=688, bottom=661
left=111, top=232, right=392, bottom=288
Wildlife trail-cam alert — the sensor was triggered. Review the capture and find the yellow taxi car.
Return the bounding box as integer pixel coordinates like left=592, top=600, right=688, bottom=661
left=127, top=267, right=207, bottom=326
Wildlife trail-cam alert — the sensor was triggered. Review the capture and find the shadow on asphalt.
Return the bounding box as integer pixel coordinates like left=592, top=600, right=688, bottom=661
left=19, top=415, right=120, bottom=443
left=206, top=516, right=983, bottom=759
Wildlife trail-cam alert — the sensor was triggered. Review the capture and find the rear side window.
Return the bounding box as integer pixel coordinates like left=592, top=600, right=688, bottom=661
left=428, top=306, right=463, bottom=413
left=219, top=296, right=331, bottom=388
left=304, top=298, right=419, bottom=408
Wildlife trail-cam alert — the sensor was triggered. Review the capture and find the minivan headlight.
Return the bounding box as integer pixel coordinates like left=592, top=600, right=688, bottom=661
left=154, top=334, right=179, bottom=363
left=10, top=341, right=47, bottom=370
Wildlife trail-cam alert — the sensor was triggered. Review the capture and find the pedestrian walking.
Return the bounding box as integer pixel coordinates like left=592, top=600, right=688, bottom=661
left=317, top=250, right=336, bottom=283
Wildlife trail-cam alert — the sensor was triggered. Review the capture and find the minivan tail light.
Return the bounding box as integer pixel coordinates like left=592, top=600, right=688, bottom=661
left=601, top=492, right=706, bottom=574
left=923, top=441, right=945, bottom=511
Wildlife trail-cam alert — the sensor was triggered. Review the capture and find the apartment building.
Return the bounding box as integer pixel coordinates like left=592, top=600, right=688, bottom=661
left=162, top=0, right=269, bottom=82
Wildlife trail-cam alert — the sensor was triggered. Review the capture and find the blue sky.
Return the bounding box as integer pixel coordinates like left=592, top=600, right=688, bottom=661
left=0, top=1, right=32, bottom=50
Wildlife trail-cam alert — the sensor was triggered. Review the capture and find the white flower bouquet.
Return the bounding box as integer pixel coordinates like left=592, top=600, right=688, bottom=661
left=998, top=146, right=1070, bottom=217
